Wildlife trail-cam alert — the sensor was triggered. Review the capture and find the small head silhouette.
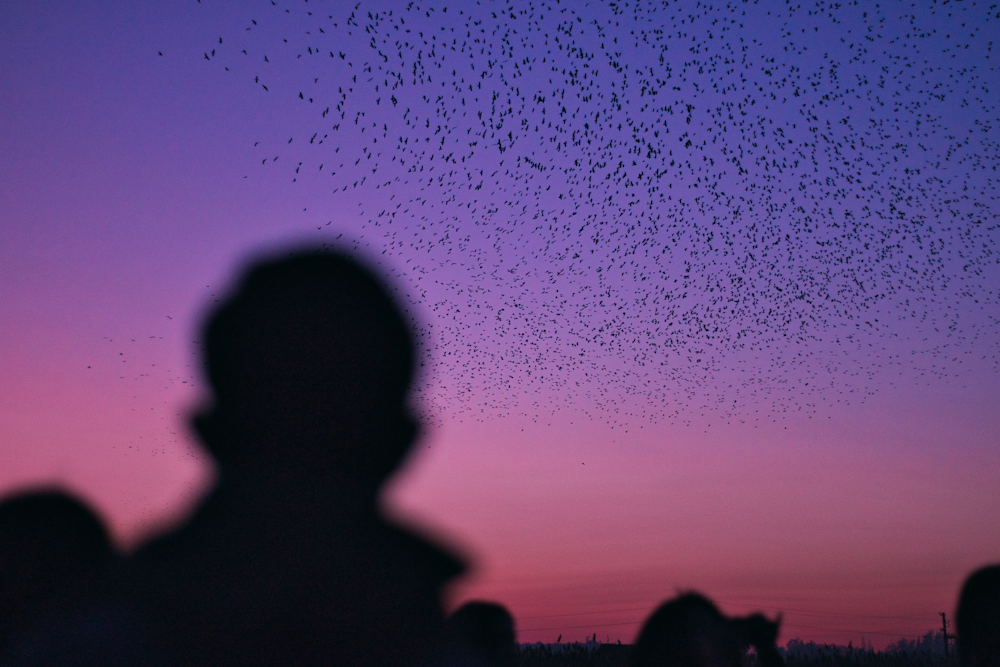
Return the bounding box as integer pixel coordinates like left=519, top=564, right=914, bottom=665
left=0, top=490, right=114, bottom=651
left=729, top=612, right=784, bottom=667
left=957, top=564, right=1000, bottom=667
left=631, top=592, right=782, bottom=667
left=193, top=247, right=418, bottom=489
left=445, top=601, right=517, bottom=667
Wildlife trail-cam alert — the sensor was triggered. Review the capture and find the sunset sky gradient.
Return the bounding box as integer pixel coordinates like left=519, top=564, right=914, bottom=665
left=2, top=0, right=998, bottom=649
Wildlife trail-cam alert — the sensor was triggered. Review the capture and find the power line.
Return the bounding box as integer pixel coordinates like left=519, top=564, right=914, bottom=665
left=518, top=605, right=658, bottom=620
left=521, top=615, right=938, bottom=638
left=716, top=598, right=940, bottom=622
left=520, top=620, right=645, bottom=632
left=517, top=601, right=942, bottom=638
left=514, top=591, right=944, bottom=639
left=779, top=620, right=940, bottom=638
left=521, top=618, right=939, bottom=641
left=517, top=599, right=938, bottom=625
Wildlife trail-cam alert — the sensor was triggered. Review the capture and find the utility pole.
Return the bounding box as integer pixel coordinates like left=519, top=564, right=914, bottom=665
left=941, top=612, right=955, bottom=660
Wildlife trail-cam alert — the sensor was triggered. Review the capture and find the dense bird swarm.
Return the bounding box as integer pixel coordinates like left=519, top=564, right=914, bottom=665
left=201, top=0, right=998, bottom=424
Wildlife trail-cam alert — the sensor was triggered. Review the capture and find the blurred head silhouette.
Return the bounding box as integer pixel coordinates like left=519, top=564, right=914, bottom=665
left=445, top=601, right=517, bottom=667
left=0, top=491, right=114, bottom=652
left=957, top=565, right=1000, bottom=667
left=193, top=247, right=418, bottom=491
left=631, top=592, right=782, bottom=667
left=140, top=246, right=465, bottom=667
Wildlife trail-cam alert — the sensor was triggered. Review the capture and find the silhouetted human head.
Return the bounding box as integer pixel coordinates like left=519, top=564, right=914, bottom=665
left=957, top=565, right=1000, bottom=667
left=446, top=601, right=517, bottom=667
left=632, top=593, right=740, bottom=667
left=193, top=247, right=418, bottom=488
left=0, top=490, right=114, bottom=650
left=631, top=593, right=782, bottom=667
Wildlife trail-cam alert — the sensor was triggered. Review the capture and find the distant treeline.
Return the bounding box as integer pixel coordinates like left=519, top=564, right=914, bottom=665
left=782, top=640, right=953, bottom=666
left=516, top=643, right=630, bottom=667
left=514, top=633, right=955, bottom=667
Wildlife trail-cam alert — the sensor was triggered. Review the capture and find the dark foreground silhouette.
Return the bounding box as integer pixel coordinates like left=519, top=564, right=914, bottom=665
left=957, top=564, right=1000, bottom=667
left=0, top=491, right=115, bottom=656
left=4, top=248, right=465, bottom=666
left=2, top=250, right=994, bottom=667
left=446, top=601, right=518, bottom=667
left=630, top=593, right=783, bottom=667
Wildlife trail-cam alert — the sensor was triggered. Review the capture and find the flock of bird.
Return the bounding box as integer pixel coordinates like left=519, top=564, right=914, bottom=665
left=198, top=0, right=998, bottom=424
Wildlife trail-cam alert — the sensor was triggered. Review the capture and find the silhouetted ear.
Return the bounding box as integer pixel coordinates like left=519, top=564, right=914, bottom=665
left=399, top=413, right=419, bottom=449
left=190, top=408, right=235, bottom=464
left=369, top=412, right=420, bottom=482
left=190, top=410, right=212, bottom=442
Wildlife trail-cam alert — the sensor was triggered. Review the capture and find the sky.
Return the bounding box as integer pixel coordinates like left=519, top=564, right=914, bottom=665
left=2, top=0, right=999, bottom=649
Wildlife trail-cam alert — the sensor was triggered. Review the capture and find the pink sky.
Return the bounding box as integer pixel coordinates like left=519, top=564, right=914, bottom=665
left=387, top=378, right=1000, bottom=645
left=2, top=0, right=998, bottom=650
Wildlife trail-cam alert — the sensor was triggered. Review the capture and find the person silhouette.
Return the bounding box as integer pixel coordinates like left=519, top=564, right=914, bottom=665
left=630, top=592, right=783, bottom=667
left=444, top=601, right=517, bottom=667
left=137, top=247, right=467, bottom=666
left=6, top=247, right=466, bottom=667
left=956, top=565, right=1000, bottom=667
left=0, top=490, right=115, bottom=657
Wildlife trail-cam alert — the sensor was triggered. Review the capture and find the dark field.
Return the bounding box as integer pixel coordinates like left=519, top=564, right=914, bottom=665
left=514, top=644, right=954, bottom=667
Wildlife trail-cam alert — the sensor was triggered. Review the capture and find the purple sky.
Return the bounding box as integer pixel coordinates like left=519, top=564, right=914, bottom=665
left=2, top=0, right=999, bottom=648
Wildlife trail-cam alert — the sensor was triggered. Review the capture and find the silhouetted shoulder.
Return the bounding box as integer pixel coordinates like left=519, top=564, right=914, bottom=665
left=125, top=498, right=465, bottom=667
